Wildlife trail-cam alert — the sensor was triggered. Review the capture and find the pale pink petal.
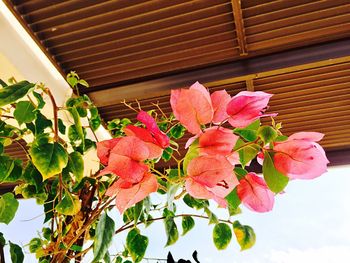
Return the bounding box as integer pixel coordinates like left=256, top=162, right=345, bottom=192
left=170, top=82, right=213, bottom=135
left=96, top=138, right=121, bottom=165
left=185, top=177, right=214, bottom=200
left=226, top=152, right=240, bottom=165
left=199, top=127, right=238, bottom=156
left=237, top=173, right=274, bottom=213
left=274, top=140, right=329, bottom=179
left=107, top=173, right=158, bottom=213
left=110, top=136, right=149, bottom=161
left=102, top=154, right=149, bottom=183
left=187, top=155, right=234, bottom=188
left=227, top=91, right=273, bottom=128
left=211, top=90, right=231, bottom=124
left=288, top=132, right=324, bottom=142
left=185, top=134, right=201, bottom=149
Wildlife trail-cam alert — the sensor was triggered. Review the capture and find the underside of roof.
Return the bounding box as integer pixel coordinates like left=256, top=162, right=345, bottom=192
left=3, top=0, right=350, bottom=168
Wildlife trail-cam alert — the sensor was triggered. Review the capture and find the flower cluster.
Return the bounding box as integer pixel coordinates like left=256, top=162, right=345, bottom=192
left=97, top=81, right=329, bottom=214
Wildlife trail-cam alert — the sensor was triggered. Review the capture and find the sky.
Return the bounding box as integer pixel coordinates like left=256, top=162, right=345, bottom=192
left=1, top=165, right=350, bottom=263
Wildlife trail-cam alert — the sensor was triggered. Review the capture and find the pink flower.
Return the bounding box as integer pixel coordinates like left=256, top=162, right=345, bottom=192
left=236, top=172, right=274, bottom=213
left=170, top=82, right=213, bottom=135
left=185, top=155, right=238, bottom=207
left=124, top=111, right=170, bottom=159
left=273, top=132, right=329, bottom=179
left=106, top=172, right=158, bottom=213
left=99, top=136, right=150, bottom=183
left=198, top=127, right=239, bottom=156
left=211, top=90, right=231, bottom=124
left=96, top=138, right=121, bottom=165
left=226, top=91, right=274, bottom=128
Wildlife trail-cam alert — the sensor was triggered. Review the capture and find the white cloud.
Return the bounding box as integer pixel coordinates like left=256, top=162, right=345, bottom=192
left=268, top=246, right=350, bottom=263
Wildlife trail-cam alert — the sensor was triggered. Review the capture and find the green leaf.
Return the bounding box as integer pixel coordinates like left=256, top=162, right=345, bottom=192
left=4, top=159, right=22, bottom=183
left=0, top=193, right=19, bottom=224
left=182, top=216, right=195, bottom=236
left=14, top=101, right=36, bottom=125
left=58, top=119, right=66, bottom=135
left=235, top=139, right=260, bottom=167
left=225, top=188, right=241, bottom=216
left=29, top=141, right=68, bottom=180
left=204, top=207, right=219, bottom=225
left=183, top=140, right=199, bottom=173
left=232, top=221, right=256, bottom=251
left=78, top=79, right=89, bottom=88
left=234, top=128, right=258, bottom=142
left=133, top=201, right=143, bottom=225
left=9, top=242, right=24, bottom=263
left=263, top=151, right=289, bottom=193
left=0, top=155, right=14, bottom=183
left=35, top=113, right=52, bottom=134
left=233, top=167, right=248, bottom=180
left=67, top=151, right=84, bottom=182
left=92, top=212, right=115, bottom=262
left=258, top=126, right=278, bottom=144
left=213, top=223, right=232, bottom=250
left=126, top=228, right=148, bottom=263
left=163, top=209, right=179, bottom=246
left=161, top=147, right=173, bottom=161
left=275, top=135, right=288, bottom=142
left=32, top=91, right=45, bottom=109
left=89, top=116, right=101, bottom=131
left=29, top=238, right=42, bottom=253
left=68, top=106, right=85, bottom=148
left=0, top=79, right=7, bottom=87
left=23, top=162, right=43, bottom=192
left=56, top=193, right=81, bottom=216
left=0, top=80, right=35, bottom=107
left=169, top=124, right=185, bottom=139
left=183, top=194, right=209, bottom=210
left=0, top=232, right=5, bottom=246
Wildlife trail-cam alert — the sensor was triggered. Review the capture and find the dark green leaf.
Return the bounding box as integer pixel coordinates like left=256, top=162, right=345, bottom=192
left=0, top=79, right=7, bottom=87
left=204, top=207, right=219, bottom=225
left=29, top=238, right=42, bottom=253
left=0, top=80, right=35, bottom=107
left=68, top=106, right=85, bottom=148
left=89, top=116, right=101, bottom=131
left=23, top=162, right=43, bottom=192
left=164, top=216, right=179, bottom=246
left=275, top=135, right=288, bottom=142
left=29, top=141, right=68, bottom=180
left=13, top=101, right=36, bottom=125
left=126, top=228, right=148, bottom=263
left=234, top=128, right=258, bottom=142
left=0, top=155, right=14, bottom=183
left=258, top=126, right=278, bottom=144
left=263, top=152, right=289, bottom=193
left=162, top=147, right=173, bottom=161
left=0, top=232, right=5, bottom=246
left=134, top=201, right=143, bottom=225
left=92, top=212, right=115, bottom=262
left=225, top=188, right=241, bottom=216
left=232, top=221, right=256, bottom=250
left=42, top=227, right=51, bottom=241
left=56, top=192, right=81, bottom=216
left=58, top=119, right=66, bottom=135
left=213, top=223, right=232, bottom=250
left=32, top=91, right=45, bottom=109
left=0, top=192, right=19, bottom=224
left=182, top=216, right=195, bottom=236
left=4, top=159, right=22, bottom=183
left=233, top=167, right=248, bottom=180
left=183, top=194, right=209, bottom=210
left=9, top=242, right=24, bottom=263
left=35, top=113, right=52, bottom=135
left=67, top=151, right=84, bottom=182
left=169, top=124, right=185, bottom=139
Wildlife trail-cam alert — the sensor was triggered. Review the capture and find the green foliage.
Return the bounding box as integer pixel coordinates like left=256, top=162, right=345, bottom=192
left=35, top=113, right=52, bottom=135
left=0, top=155, right=14, bottom=183
left=0, top=80, right=35, bottom=107
left=263, top=151, right=289, bottom=193
left=258, top=126, right=278, bottom=144
left=213, top=223, right=232, bottom=250
left=232, top=221, right=256, bottom=251
left=182, top=216, right=195, bottom=235
left=234, top=139, right=260, bottom=167
left=225, top=188, right=241, bottom=216
left=169, top=124, right=185, bottom=139
left=93, top=212, right=115, bottom=262
left=13, top=101, right=36, bottom=125
left=32, top=91, right=45, bottom=109
left=126, top=228, right=149, bottom=263
left=0, top=193, right=19, bottom=224
left=55, top=192, right=81, bottom=216
left=183, top=140, right=199, bottom=173
left=161, top=147, right=173, bottom=161
left=29, top=238, right=42, bottom=253
left=68, top=106, right=85, bottom=148
left=29, top=139, right=68, bottom=180
left=67, top=151, right=84, bottom=182
left=183, top=194, right=209, bottom=210
left=204, top=207, right=219, bottom=225
left=163, top=208, right=179, bottom=246
left=9, top=241, right=24, bottom=263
